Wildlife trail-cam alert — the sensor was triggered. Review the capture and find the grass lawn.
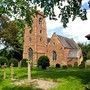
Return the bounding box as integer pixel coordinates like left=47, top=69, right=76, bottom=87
left=0, top=67, right=90, bottom=90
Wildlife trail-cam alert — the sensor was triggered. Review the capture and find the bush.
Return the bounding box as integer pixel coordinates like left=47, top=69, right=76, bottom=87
left=21, top=59, right=28, bottom=67
left=79, top=61, right=85, bottom=69
left=56, top=64, right=61, bottom=68
left=67, top=64, right=72, bottom=68
left=62, top=65, right=68, bottom=69
left=9, top=58, right=18, bottom=67
left=37, top=55, right=50, bottom=69
left=0, top=56, right=8, bottom=65
left=74, top=62, right=78, bottom=68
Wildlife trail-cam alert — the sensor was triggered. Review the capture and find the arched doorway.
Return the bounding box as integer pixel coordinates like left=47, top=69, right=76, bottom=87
left=28, top=48, right=33, bottom=60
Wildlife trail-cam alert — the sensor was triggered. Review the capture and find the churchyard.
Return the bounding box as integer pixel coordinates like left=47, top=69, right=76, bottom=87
left=0, top=65, right=90, bottom=90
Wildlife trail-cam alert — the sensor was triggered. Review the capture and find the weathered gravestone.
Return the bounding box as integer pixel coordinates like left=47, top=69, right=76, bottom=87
left=10, top=63, right=14, bottom=80
left=2, top=63, right=7, bottom=79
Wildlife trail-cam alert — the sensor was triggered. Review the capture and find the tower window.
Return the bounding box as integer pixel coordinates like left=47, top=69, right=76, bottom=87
left=40, top=37, right=42, bottom=41
left=29, top=37, right=31, bottom=42
left=29, top=30, right=32, bottom=34
left=52, top=51, right=57, bottom=60
left=40, top=30, right=42, bottom=33
left=39, top=17, right=42, bottom=24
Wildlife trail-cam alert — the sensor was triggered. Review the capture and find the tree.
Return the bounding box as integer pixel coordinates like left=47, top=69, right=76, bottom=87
left=78, top=43, right=90, bottom=61
left=37, top=56, right=50, bottom=69
left=0, top=16, right=23, bottom=63
left=0, top=0, right=89, bottom=28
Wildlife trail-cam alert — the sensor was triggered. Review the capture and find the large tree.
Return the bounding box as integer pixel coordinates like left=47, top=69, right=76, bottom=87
left=78, top=43, right=90, bottom=61
left=0, top=0, right=89, bottom=27
left=0, top=16, right=24, bottom=61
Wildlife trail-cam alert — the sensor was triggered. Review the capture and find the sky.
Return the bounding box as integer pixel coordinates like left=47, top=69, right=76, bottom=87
left=0, top=0, right=90, bottom=49
left=46, top=0, right=90, bottom=44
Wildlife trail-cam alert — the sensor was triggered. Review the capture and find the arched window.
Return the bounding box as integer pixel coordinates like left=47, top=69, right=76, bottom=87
left=39, top=17, right=42, bottom=24
left=29, top=48, right=33, bottom=60
left=52, top=51, right=57, bottom=60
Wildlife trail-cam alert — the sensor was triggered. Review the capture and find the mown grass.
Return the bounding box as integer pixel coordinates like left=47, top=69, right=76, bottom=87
left=0, top=67, right=90, bottom=90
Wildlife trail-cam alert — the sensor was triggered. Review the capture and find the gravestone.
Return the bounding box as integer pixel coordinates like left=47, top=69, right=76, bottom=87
left=10, top=63, right=14, bottom=80
left=2, top=63, right=7, bottom=79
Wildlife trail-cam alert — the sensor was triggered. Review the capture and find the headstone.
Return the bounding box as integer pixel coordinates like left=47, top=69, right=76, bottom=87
left=10, top=63, right=14, bottom=80
left=2, top=63, right=7, bottom=79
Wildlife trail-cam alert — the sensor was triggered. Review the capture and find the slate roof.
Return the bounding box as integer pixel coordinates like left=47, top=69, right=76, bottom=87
left=57, top=35, right=81, bottom=59
left=57, top=35, right=79, bottom=49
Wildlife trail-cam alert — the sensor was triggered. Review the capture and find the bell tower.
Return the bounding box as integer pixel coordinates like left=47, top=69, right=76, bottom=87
left=23, top=11, right=47, bottom=65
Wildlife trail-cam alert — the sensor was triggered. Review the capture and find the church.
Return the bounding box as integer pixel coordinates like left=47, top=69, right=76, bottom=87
left=23, top=11, right=83, bottom=67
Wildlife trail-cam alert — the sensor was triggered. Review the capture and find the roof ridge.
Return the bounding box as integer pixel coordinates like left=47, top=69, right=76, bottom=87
left=56, top=34, right=79, bottom=49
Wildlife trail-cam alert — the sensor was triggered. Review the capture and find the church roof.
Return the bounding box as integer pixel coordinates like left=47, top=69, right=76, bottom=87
left=57, top=35, right=79, bottom=49
left=56, top=35, right=81, bottom=59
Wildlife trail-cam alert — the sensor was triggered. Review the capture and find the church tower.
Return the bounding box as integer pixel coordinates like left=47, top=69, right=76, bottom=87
left=23, top=11, right=47, bottom=65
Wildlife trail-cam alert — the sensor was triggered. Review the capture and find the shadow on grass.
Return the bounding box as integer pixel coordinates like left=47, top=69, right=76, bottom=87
left=32, top=68, right=90, bottom=84
left=2, top=86, right=42, bottom=90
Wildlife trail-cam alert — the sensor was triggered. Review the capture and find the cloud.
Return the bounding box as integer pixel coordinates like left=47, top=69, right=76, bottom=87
left=46, top=8, right=90, bottom=44
left=82, top=0, right=90, bottom=10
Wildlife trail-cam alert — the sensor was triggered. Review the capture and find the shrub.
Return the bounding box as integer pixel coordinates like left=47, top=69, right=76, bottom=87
left=0, top=56, right=8, bottom=65
left=62, top=65, right=68, bottom=69
left=74, top=62, right=78, bottom=68
left=21, top=59, right=28, bottom=67
left=9, top=58, right=18, bottom=67
left=37, top=55, right=50, bottom=69
left=67, top=64, right=72, bottom=68
left=79, top=61, right=85, bottom=69
left=56, top=64, right=61, bottom=68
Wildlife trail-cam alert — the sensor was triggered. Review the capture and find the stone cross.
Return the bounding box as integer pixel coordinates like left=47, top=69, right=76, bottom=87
left=27, top=60, right=31, bottom=81
left=10, top=63, right=14, bottom=80
left=2, top=63, right=7, bottom=79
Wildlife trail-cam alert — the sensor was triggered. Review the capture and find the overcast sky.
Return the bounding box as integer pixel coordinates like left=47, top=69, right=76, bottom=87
left=46, top=0, right=90, bottom=44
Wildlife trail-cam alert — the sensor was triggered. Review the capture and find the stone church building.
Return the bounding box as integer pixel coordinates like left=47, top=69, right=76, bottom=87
left=23, top=11, right=83, bottom=67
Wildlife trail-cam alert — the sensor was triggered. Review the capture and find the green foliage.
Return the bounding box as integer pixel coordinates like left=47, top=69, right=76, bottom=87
left=74, top=62, right=78, bottom=68
left=2, top=86, right=41, bottom=90
left=62, top=65, right=68, bottom=69
left=0, top=0, right=89, bottom=28
left=9, top=58, right=18, bottom=67
left=37, top=56, right=50, bottom=69
left=67, top=64, right=73, bottom=68
left=0, top=56, right=8, bottom=65
left=79, top=61, right=85, bottom=69
left=78, top=43, right=90, bottom=61
left=0, top=17, right=23, bottom=63
left=0, top=49, right=22, bottom=65
left=21, top=59, right=27, bottom=67
left=0, top=21, right=20, bottom=48
left=0, top=68, right=90, bottom=90
left=87, top=51, right=90, bottom=59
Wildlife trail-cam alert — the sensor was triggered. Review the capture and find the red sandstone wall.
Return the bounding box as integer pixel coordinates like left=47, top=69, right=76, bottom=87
left=47, top=34, right=67, bottom=66
left=23, top=12, right=47, bottom=65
